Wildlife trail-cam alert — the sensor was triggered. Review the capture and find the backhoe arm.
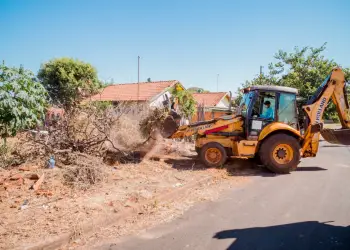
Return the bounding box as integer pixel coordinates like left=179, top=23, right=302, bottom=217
left=169, top=120, right=217, bottom=139
left=169, top=116, right=244, bottom=139
left=301, top=67, right=350, bottom=156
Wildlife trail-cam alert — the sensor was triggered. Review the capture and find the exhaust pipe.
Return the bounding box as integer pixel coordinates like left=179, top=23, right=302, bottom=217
left=227, top=91, right=233, bottom=114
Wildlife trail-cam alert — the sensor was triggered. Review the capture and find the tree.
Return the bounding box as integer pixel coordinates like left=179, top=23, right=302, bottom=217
left=147, top=77, right=152, bottom=82
left=187, top=87, right=210, bottom=93
left=236, top=43, right=350, bottom=121
left=0, top=63, right=47, bottom=142
left=170, top=87, right=196, bottom=118
left=38, top=58, right=102, bottom=109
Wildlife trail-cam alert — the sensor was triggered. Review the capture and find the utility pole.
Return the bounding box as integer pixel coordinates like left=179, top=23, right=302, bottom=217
left=137, top=56, right=140, bottom=103
left=216, top=74, right=219, bottom=92
left=259, top=66, right=263, bottom=85
left=138, top=56, right=140, bottom=83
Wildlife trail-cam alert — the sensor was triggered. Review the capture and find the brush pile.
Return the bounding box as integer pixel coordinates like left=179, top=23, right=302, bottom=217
left=0, top=102, right=174, bottom=189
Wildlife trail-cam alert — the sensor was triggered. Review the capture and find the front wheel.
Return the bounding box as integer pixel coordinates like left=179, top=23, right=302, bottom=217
left=259, top=134, right=301, bottom=174
left=200, top=142, right=227, bottom=168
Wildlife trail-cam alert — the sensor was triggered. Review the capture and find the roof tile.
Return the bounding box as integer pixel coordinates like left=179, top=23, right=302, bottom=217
left=192, top=92, right=228, bottom=106
left=89, top=80, right=178, bottom=101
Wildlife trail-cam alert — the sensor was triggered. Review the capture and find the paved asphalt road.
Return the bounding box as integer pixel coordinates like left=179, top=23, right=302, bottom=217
left=95, top=141, right=350, bottom=250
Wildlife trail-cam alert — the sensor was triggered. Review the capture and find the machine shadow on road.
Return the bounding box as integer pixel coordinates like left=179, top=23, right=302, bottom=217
left=165, top=157, right=327, bottom=177
left=295, top=166, right=327, bottom=171
left=164, top=157, right=275, bottom=177
left=213, top=221, right=350, bottom=250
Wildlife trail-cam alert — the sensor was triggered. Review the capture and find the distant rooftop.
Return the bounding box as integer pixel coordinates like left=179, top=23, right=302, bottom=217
left=192, top=92, right=229, bottom=106
left=89, top=80, right=180, bottom=101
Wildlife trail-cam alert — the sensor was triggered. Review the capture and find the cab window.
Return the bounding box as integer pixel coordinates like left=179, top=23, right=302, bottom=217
left=251, top=91, right=276, bottom=120
left=237, top=91, right=254, bottom=117
left=261, top=95, right=275, bottom=119
left=278, top=93, right=297, bottom=128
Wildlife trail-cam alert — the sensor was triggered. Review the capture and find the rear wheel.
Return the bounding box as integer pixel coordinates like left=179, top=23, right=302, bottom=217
left=259, top=134, right=301, bottom=174
left=200, top=142, right=227, bottom=168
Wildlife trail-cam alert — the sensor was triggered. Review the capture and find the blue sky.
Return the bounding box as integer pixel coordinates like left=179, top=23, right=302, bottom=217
left=1, top=0, right=350, bottom=94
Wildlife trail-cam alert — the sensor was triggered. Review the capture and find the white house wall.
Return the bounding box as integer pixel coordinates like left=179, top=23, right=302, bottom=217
left=149, top=91, right=171, bottom=108
left=149, top=90, right=190, bottom=125
left=216, top=96, right=230, bottom=108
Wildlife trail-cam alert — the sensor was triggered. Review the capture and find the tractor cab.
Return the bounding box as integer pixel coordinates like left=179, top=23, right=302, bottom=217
left=238, top=86, right=299, bottom=140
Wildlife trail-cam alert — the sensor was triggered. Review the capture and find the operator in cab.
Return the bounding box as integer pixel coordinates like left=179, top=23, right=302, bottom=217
left=260, top=100, right=274, bottom=120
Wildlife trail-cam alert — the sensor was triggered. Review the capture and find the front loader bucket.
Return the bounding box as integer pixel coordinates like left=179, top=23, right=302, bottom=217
left=160, top=115, right=179, bottom=138
left=320, top=128, right=350, bottom=145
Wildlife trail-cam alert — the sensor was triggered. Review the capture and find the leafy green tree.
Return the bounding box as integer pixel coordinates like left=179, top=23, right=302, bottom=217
left=187, top=87, right=210, bottom=93
left=147, top=77, right=152, bottom=82
left=0, top=63, right=47, bottom=142
left=38, top=58, right=102, bottom=109
left=236, top=43, right=350, bottom=121
left=170, top=87, right=196, bottom=118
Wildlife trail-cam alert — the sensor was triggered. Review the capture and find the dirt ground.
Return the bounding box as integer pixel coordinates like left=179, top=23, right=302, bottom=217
left=0, top=140, right=257, bottom=250
left=72, top=164, right=255, bottom=250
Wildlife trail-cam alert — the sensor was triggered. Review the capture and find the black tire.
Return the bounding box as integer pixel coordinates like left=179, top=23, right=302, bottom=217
left=259, top=134, right=301, bottom=174
left=200, top=142, right=228, bottom=168
left=254, top=155, right=264, bottom=166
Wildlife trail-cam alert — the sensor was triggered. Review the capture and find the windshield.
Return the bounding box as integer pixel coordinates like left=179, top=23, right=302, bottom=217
left=237, top=92, right=253, bottom=117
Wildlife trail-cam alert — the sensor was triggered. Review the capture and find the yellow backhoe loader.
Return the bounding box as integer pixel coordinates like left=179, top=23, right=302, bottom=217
left=161, top=67, right=350, bottom=174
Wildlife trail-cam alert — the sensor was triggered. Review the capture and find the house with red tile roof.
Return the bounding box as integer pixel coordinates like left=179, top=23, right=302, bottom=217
left=88, top=80, right=184, bottom=109
left=191, top=92, right=233, bottom=122
left=192, top=92, right=231, bottom=108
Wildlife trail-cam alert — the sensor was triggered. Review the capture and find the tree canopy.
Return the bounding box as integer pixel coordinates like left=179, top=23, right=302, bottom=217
left=38, top=58, right=102, bottom=109
left=187, top=87, right=210, bottom=93
left=235, top=43, right=350, bottom=121
left=0, top=63, right=47, bottom=141
left=170, top=87, right=196, bottom=118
